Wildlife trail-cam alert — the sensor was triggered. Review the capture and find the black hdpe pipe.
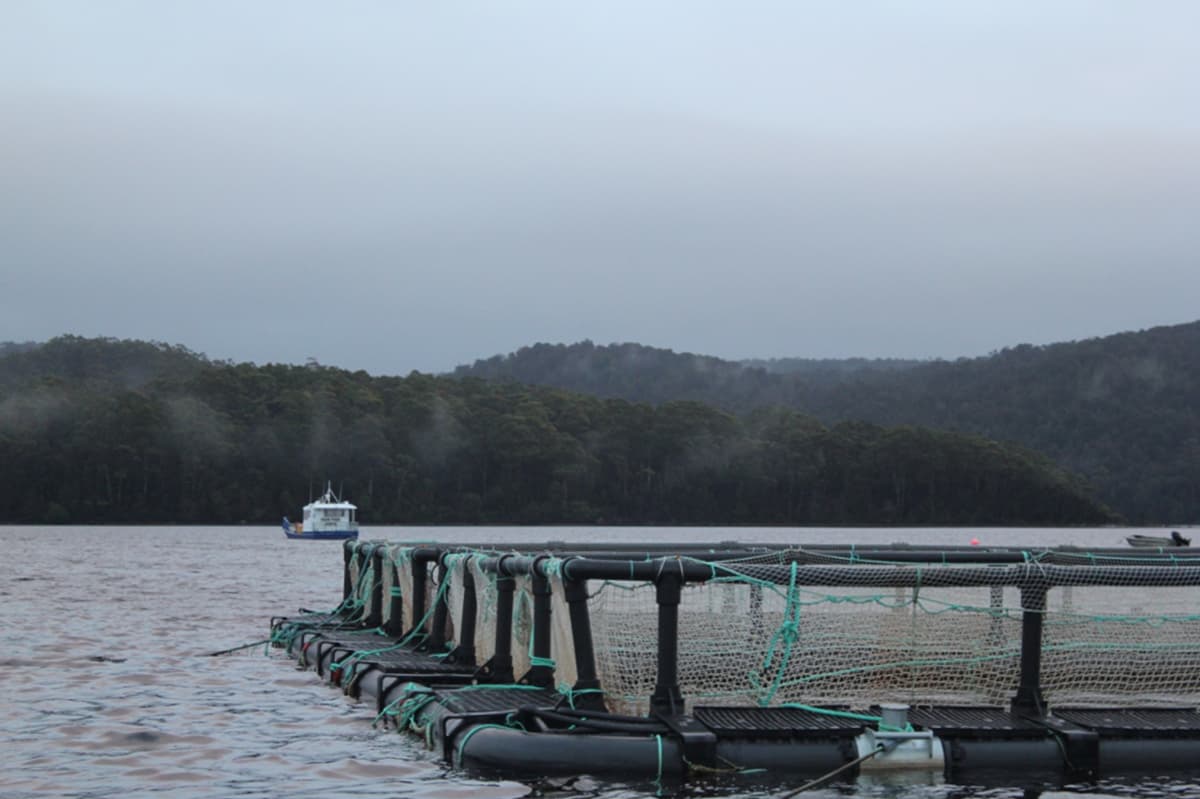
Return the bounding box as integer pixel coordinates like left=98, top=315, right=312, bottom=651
left=482, top=556, right=1200, bottom=589
left=453, top=724, right=686, bottom=779
left=367, top=539, right=1200, bottom=562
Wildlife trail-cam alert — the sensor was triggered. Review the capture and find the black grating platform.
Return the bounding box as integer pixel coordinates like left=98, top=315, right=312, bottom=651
left=356, top=649, right=475, bottom=675
left=436, top=687, right=562, bottom=714
left=908, top=706, right=1047, bottom=739
left=274, top=612, right=355, bottom=629
left=1054, top=708, right=1200, bottom=737
left=305, top=629, right=396, bottom=648
left=693, top=706, right=865, bottom=740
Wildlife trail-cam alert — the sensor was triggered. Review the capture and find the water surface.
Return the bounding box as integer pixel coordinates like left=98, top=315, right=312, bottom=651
left=2, top=524, right=1195, bottom=798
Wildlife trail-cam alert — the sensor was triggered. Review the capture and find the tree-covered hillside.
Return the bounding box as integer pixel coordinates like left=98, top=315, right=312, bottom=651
left=0, top=337, right=1115, bottom=526
left=453, top=322, right=1200, bottom=523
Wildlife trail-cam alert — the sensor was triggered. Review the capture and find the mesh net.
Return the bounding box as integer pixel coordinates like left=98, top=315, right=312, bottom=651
left=380, top=548, right=396, bottom=627
left=583, top=556, right=1200, bottom=714
left=355, top=544, right=1200, bottom=717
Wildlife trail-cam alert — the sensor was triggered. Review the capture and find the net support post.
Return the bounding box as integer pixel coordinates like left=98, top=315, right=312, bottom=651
left=523, top=567, right=555, bottom=688
left=650, top=570, right=685, bottom=717
left=348, top=543, right=370, bottom=624
left=1011, top=582, right=1048, bottom=716
left=406, top=550, right=429, bottom=642
left=364, top=546, right=385, bottom=629
left=342, top=539, right=355, bottom=608
left=383, top=550, right=405, bottom=637
left=448, top=563, right=477, bottom=666
left=563, top=577, right=606, bottom=710
left=648, top=571, right=717, bottom=769
left=426, top=563, right=451, bottom=653
left=486, top=572, right=516, bottom=684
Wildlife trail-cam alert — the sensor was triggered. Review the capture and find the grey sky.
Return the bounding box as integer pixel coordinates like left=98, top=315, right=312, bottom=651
left=3, top=2, right=1197, bottom=374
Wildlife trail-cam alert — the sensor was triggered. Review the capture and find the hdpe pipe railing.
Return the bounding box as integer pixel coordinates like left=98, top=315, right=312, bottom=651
left=477, top=553, right=1200, bottom=719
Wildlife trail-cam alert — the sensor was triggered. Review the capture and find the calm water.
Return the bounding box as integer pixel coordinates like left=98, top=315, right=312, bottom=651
left=2, top=524, right=1197, bottom=799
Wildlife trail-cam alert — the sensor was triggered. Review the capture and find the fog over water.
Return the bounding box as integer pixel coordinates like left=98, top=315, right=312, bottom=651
left=3, top=524, right=1198, bottom=798
left=3, top=4, right=1199, bottom=373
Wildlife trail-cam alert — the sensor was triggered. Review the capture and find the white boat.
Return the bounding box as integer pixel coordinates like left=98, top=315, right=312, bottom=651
left=282, top=482, right=359, bottom=540
left=1126, top=531, right=1190, bottom=548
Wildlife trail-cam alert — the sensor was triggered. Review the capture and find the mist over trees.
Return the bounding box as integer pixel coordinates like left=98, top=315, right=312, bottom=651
left=0, top=336, right=1115, bottom=526
left=455, top=322, right=1200, bottom=524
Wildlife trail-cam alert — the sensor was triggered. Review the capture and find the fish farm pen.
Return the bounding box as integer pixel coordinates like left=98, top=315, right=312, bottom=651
left=269, top=539, right=1200, bottom=789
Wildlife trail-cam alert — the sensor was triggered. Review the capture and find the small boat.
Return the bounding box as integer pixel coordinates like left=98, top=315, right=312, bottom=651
left=1126, top=531, right=1190, bottom=548
left=282, top=482, right=359, bottom=540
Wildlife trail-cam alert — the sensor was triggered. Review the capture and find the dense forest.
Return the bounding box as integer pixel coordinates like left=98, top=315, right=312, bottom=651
left=0, top=336, right=1115, bottom=526
left=455, top=322, right=1200, bottom=523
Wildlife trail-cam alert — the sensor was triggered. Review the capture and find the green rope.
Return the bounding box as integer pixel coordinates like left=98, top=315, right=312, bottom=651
left=557, top=684, right=605, bottom=709
left=455, top=723, right=520, bottom=767
left=754, top=561, right=801, bottom=706
left=331, top=558, right=455, bottom=682
left=375, top=691, right=435, bottom=728
left=653, top=733, right=664, bottom=797
left=778, top=702, right=913, bottom=732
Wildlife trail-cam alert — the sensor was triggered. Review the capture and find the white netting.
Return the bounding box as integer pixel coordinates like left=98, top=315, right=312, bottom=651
left=354, top=551, right=376, bottom=621
left=470, top=556, right=500, bottom=664
left=348, top=553, right=362, bottom=606
left=381, top=546, right=1200, bottom=717
left=547, top=571, right=580, bottom=691
left=1040, top=584, right=1200, bottom=706
left=379, top=552, right=396, bottom=627
left=510, top=575, right=534, bottom=679
left=466, top=558, right=537, bottom=679
left=582, top=557, right=1200, bottom=715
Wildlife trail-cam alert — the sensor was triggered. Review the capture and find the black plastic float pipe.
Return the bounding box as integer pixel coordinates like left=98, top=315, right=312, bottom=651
left=541, top=559, right=1200, bottom=589
left=418, top=539, right=1200, bottom=560
left=483, top=555, right=1200, bottom=588
left=474, top=549, right=1200, bottom=579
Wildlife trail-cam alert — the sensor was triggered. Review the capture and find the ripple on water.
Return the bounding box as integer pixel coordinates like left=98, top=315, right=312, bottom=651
left=3, top=524, right=1200, bottom=799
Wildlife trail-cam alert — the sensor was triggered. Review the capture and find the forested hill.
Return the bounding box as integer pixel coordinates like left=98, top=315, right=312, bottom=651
left=0, top=336, right=1115, bottom=526
left=453, top=322, right=1200, bottom=523
left=456, top=342, right=923, bottom=410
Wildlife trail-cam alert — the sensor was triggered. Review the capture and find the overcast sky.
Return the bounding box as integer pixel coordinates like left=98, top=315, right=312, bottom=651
left=2, top=2, right=1197, bottom=374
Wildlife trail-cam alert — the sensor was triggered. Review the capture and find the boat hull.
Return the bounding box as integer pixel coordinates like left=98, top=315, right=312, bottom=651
left=284, top=528, right=358, bottom=540
left=282, top=518, right=357, bottom=540
left=1127, top=534, right=1190, bottom=548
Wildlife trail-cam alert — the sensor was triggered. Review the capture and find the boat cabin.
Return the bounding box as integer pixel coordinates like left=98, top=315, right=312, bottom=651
left=302, top=484, right=358, bottom=534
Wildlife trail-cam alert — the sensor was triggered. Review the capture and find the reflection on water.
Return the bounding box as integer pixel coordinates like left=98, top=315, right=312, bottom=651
left=0, top=524, right=1195, bottom=799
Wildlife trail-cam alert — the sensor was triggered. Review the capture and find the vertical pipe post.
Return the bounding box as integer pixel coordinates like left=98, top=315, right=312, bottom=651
left=348, top=544, right=370, bottom=623
left=364, top=547, right=384, bottom=629
left=383, top=548, right=404, bottom=637
left=525, top=569, right=555, bottom=687
left=1011, top=581, right=1048, bottom=716
left=342, top=540, right=354, bottom=609
left=487, top=570, right=516, bottom=683
left=426, top=562, right=450, bottom=652
left=563, top=577, right=606, bottom=710
left=650, top=570, right=684, bottom=717
left=408, top=552, right=429, bottom=641
left=453, top=565, right=477, bottom=665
